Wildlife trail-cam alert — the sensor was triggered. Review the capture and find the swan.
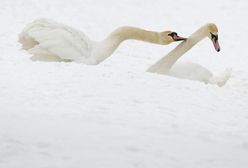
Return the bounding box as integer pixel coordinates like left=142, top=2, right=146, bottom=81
left=19, top=18, right=186, bottom=64
left=147, top=23, right=231, bottom=87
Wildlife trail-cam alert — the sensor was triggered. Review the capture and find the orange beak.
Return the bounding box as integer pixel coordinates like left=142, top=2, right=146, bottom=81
left=210, top=32, right=221, bottom=52
left=212, top=38, right=221, bottom=52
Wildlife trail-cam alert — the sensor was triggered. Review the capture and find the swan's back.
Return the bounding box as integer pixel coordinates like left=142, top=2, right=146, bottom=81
left=19, top=19, right=93, bottom=62
left=168, top=61, right=231, bottom=87
left=168, top=61, right=213, bottom=83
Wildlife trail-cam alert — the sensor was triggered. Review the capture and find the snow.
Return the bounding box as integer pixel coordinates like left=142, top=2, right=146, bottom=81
left=0, top=0, right=248, bottom=167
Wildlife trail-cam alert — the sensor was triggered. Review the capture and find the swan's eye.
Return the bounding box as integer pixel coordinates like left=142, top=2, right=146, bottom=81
left=168, top=32, right=178, bottom=37
left=210, top=32, right=218, bottom=42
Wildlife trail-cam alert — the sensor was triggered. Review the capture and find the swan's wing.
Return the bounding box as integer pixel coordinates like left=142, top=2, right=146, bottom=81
left=19, top=19, right=93, bottom=62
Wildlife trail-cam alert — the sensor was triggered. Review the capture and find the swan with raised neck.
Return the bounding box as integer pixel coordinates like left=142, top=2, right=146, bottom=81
left=147, top=23, right=220, bottom=74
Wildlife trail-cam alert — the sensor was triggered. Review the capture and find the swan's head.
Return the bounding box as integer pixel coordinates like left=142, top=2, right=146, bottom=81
left=160, top=31, right=187, bottom=45
left=207, top=24, right=221, bottom=52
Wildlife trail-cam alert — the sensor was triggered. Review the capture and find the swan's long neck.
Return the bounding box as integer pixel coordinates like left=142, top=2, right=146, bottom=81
left=147, top=25, right=209, bottom=74
left=93, top=27, right=163, bottom=64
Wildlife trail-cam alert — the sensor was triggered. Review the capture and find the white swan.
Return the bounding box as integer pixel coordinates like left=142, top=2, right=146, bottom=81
left=19, top=18, right=186, bottom=64
left=147, top=23, right=231, bottom=87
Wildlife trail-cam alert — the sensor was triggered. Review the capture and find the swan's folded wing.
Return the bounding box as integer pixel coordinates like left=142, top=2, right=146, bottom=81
left=19, top=19, right=93, bottom=62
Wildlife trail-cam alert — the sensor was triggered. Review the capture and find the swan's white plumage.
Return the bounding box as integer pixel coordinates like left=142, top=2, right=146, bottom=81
left=148, top=23, right=231, bottom=87
left=168, top=61, right=213, bottom=83
left=20, top=19, right=180, bottom=64
left=19, top=19, right=95, bottom=63
left=168, top=61, right=232, bottom=86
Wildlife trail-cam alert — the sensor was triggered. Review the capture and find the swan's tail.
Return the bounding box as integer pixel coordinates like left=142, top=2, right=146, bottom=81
left=208, top=68, right=232, bottom=87
left=18, top=18, right=55, bottom=51
left=18, top=18, right=92, bottom=62
left=19, top=23, right=39, bottom=50
left=19, top=19, right=72, bottom=62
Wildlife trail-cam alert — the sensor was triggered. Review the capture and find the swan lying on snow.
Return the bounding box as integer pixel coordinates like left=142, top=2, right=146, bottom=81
left=147, top=23, right=231, bottom=87
left=19, top=18, right=186, bottom=64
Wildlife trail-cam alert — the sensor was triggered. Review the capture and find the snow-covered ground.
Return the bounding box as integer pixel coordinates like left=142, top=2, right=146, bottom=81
left=0, top=0, right=248, bottom=167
